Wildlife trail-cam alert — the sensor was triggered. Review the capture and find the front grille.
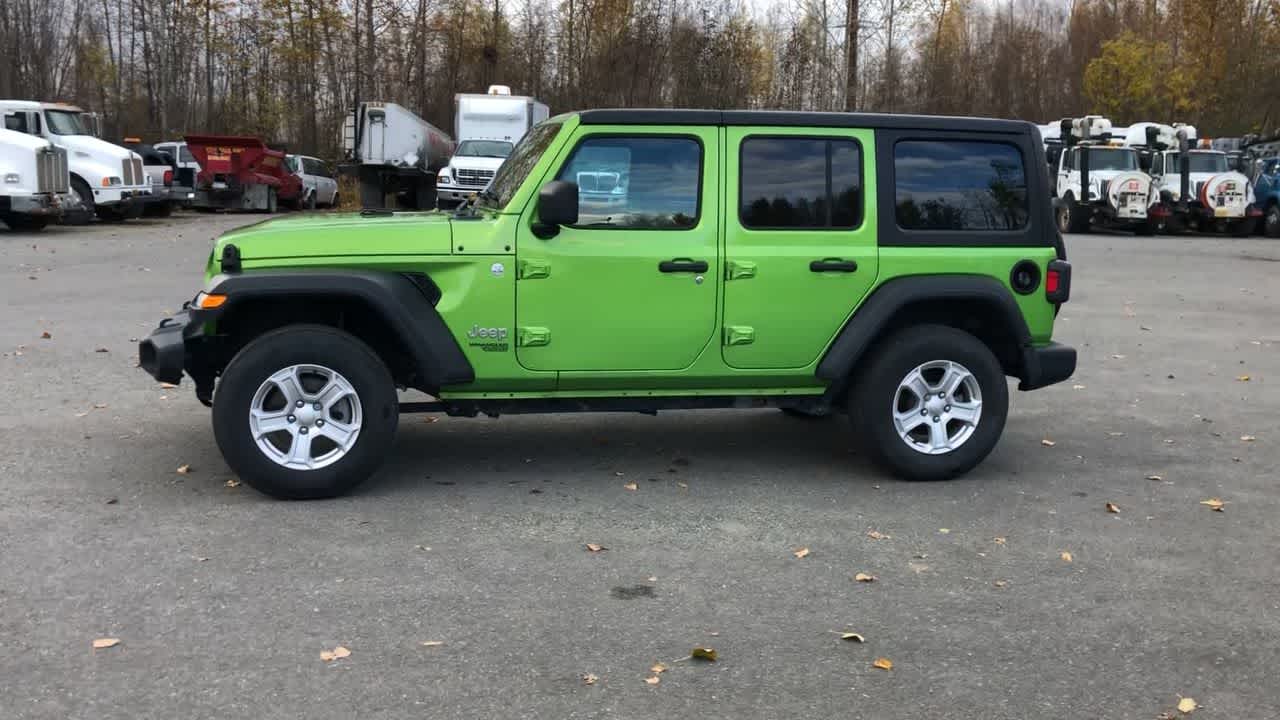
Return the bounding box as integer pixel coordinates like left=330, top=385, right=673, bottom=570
left=36, top=146, right=69, bottom=193
left=455, top=168, right=495, bottom=187
left=577, top=171, right=620, bottom=193
left=122, top=158, right=134, bottom=185
left=132, top=157, right=144, bottom=186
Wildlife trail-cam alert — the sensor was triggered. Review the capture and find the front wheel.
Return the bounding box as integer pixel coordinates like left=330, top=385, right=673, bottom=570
left=212, top=325, right=399, bottom=499
left=848, top=325, right=1009, bottom=481
left=1231, top=218, right=1255, bottom=238
left=0, top=213, right=50, bottom=231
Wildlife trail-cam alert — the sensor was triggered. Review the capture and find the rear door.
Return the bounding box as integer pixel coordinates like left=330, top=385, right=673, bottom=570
left=722, top=127, right=878, bottom=369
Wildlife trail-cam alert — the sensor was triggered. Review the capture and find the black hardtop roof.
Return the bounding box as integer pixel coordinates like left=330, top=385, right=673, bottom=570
left=576, top=109, right=1034, bottom=135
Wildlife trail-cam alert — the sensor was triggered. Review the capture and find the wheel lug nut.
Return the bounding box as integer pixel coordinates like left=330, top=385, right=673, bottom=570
left=295, top=400, right=304, bottom=408
left=316, top=419, right=324, bottom=427
left=313, top=403, right=322, bottom=411
left=921, top=409, right=928, bottom=416
left=287, top=415, right=296, bottom=423
left=944, top=405, right=951, bottom=411
left=299, top=426, right=309, bottom=435
left=932, top=416, right=940, bottom=423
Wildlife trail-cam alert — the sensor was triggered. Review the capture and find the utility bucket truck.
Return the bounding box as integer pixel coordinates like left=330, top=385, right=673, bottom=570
left=0, top=127, right=72, bottom=231
left=341, top=102, right=453, bottom=209
left=1144, top=125, right=1259, bottom=236
left=0, top=100, right=150, bottom=222
left=437, top=85, right=550, bottom=207
left=1053, top=116, right=1161, bottom=235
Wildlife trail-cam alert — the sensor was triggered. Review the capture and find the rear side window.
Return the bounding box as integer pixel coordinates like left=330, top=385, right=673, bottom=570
left=895, top=140, right=1029, bottom=231
left=739, top=137, right=862, bottom=228
left=556, top=136, right=701, bottom=229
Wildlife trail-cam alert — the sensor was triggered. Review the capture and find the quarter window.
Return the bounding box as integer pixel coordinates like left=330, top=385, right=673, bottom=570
left=556, top=136, right=701, bottom=229
left=895, top=140, right=1029, bottom=231
left=739, top=137, right=862, bottom=228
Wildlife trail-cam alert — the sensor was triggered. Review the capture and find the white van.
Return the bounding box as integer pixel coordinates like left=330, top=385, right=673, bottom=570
left=0, top=100, right=150, bottom=221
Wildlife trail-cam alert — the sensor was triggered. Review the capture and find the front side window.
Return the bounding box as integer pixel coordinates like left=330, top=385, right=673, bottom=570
left=555, top=136, right=701, bottom=229
left=739, top=137, right=862, bottom=229
left=456, top=140, right=514, bottom=158
left=482, top=121, right=563, bottom=210
left=895, top=140, right=1029, bottom=231
left=44, top=110, right=87, bottom=136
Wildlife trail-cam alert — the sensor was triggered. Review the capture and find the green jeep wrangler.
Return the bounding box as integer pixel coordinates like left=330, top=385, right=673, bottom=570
left=139, top=110, right=1075, bottom=499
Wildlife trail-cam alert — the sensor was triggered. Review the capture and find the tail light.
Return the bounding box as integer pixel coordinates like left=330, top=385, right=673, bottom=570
left=163, top=169, right=173, bottom=186
left=1046, top=259, right=1071, bottom=304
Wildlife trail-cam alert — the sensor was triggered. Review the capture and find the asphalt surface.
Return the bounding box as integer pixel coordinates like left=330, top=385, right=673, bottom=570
left=2, top=214, right=1278, bottom=719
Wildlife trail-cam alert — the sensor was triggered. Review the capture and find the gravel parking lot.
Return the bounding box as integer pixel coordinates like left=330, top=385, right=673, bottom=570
left=2, top=214, right=1277, bottom=719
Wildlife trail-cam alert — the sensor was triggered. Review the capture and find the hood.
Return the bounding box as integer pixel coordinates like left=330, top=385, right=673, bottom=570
left=212, top=211, right=454, bottom=267
left=54, top=134, right=134, bottom=161
left=0, top=128, right=52, bottom=152
left=449, top=156, right=505, bottom=172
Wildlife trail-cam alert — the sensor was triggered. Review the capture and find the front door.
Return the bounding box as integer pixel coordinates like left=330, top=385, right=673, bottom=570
left=515, top=127, right=720, bottom=372
left=721, top=127, right=878, bottom=369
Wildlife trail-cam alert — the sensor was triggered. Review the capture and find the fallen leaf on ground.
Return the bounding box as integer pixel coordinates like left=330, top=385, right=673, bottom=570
left=160, top=382, right=177, bottom=389
left=1072, top=384, right=1086, bottom=390
left=1060, top=551, right=1074, bottom=563
left=420, top=641, right=445, bottom=647
left=1236, top=375, right=1250, bottom=382
left=176, top=464, right=192, bottom=474
left=691, top=647, right=717, bottom=662
left=1177, top=697, right=1198, bottom=713
left=993, top=536, right=1007, bottom=545
left=1199, top=498, right=1225, bottom=511
left=319, top=645, right=351, bottom=662
left=1105, top=502, right=1120, bottom=514
left=92, top=638, right=120, bottom=649
left=854, top=572, right=876, bottom=582
left=622, top=481, right=638, bottom=491
left=1147, top=475, right=1164, bottom=481
left=793, top=547, right=810, bottom=559
left=650, top=662, right=668, bottom=674
left=581, top=672, right=598, bottom=685
left=423, top=416, right=439, bottom=423
left=40, top=331, right=52, bottom=339
left=1111, top=354, right=1126, bottom=359
left=95, top=347, right=109, bottom=353
left=585, top=543, right=607, bottom=553
left=1041, top=439, right=1057, bottom=447
left=224, top=478, right=240, bottom=488
left=644, top=675, right=660, bottom=685
left=93, top=403, right=107, bottom=409
left=938, top=528, right=950, bottom=534
left=872, top=657, right=893, bottom=671
left=840, top=632, right=865, bottom=642
left=908, top=561, right=930, bottom=574
left=866, top=530, right=888, bottom=540
left=1241, top=435, right=1256, bottom=442
left=993, top=580, right=1008, bottom=587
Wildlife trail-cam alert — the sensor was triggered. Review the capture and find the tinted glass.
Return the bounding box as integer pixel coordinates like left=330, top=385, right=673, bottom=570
left=44, top=110, right=86, bottom=135
left=484, top=121, right=562, bottom=209
left=457, top=140, right=514, bottom=158
left=895, top=141, right=1029, bottom=231
left=1166, top=152, right=1229, bottom=174
left=556, top=136, right=701, bottom=229
left=179, top=146, right=194, bottom=163
left=740, top=138, right=861, bottom=228
left=1084, top=147, right=1138, bottom=171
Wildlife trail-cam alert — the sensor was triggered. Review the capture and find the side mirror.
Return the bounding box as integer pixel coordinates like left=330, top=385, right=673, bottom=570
left=532, top=180, right=578, bottom=238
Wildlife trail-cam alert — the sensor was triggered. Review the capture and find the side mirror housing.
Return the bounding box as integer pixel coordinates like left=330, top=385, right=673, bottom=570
left=533, top=180, right=578, bottom=238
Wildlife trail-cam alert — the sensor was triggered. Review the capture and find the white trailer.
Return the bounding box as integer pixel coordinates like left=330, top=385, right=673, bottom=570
left=341, top=102, right=453, bottom=209
left=0, top=100, right=151, bottom=221
left=437, top=86, right=549, bottom=206
left=0, top=127, right=72, bottom=231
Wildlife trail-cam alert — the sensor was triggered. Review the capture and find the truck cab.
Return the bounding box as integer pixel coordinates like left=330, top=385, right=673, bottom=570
left=1055, top=142, right=1158, bottom=235
left=0, top=100, right=151, bottom=221
left=436, top=139, right=513, bottom=205
left=0, top=127, right=72, bottom=231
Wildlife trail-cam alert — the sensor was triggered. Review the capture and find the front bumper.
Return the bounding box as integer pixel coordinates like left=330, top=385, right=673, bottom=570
left=138, top=305, right=222, bottom=404
left=0, top=191, right=70, bottom=216
left=94, top=186, right=152, bottom=207
left=1018, top=342, right=1077, bottom=391
left=437, top=183, right=485, bottom=204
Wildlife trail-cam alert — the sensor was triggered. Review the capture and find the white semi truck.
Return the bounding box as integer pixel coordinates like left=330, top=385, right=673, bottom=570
left=1052, top=116, right=1162, bottom=235
left=0, top=127, right=72, bottom=231
left=341, top=102, right=454, bottom=209
left=437, top=85, right=549, bottom=207
left=0, top=101, right=151, bottom=221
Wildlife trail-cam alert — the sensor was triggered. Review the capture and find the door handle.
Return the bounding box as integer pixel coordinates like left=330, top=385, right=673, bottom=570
left=809, top=258, right=858, bottom=272
left=659, top=258, right=709, bottom=273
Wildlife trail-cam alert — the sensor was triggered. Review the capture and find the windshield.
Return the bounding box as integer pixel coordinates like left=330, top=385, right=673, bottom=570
left=1083, top=148, right=1137, bottom=172
left=45, top=110, right=87, bottom=136
left=481, top=121, right=563, bottom=209
left=456, top=140, right=514, bottom=158
left=1165, top=152, right=1229, bottom=174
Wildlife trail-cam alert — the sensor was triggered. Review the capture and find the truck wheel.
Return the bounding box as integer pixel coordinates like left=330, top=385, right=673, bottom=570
left=266, top=187, right=278, bottom=214
left=212, top=325, right=399, bottom=499
left=1063, top=195, right=1090, bottom=233
left=1231, top=218, right=1255, bottom=238
left=63, top=177, right=95, bottom=225
left=1133, top=219, right=1156, bottom=236
left=1265, top=204, right=1280, bottom=238
left=0, top=213, right=49, bottom=231
left=848, top=325, right=1008, bottom=482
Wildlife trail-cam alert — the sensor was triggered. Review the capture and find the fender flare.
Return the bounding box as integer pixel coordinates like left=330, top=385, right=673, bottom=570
left=815, top=274, right=1032, bottom=388
left=206, top=269, right=474, bottom=389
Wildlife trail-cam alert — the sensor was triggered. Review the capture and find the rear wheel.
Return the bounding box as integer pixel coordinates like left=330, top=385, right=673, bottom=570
left=848, top=325, right=1009, bottom=481
left=212, top=325, right=399, bottom=499
left=1264, top=204, right=1280, bottom=238
left=0, top=213, right=49, bottom=231
left=1231, top=218, right=1255, bottom=238
left=1058, top=194, right=1090, bottom=234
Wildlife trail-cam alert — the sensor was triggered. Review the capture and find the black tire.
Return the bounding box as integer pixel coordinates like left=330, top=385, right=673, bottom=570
left=1231, top=218, right=1255, bottom=238
left=1064, top=195, right=1090, bottom=233
left=0, top=213, right=50, bottom=231
left=1264, top=204, right=1280, bottom=239
left=265, top=187, right=278, bottom=214
left=1133, top=220, right=1156, bottom=236
left=212, top=325, right=399, bottom=499
left=95, top=205, right=127, bottom=222
left=848, top=324, right=1009, bottom=481
left=62, top=177, right=96, bottom=225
